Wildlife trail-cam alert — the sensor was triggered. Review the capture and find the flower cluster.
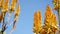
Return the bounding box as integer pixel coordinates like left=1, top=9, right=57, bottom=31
left=0, top=0, right=20, bottom=34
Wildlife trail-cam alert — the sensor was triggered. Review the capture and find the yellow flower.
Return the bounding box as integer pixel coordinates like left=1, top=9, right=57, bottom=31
left=10, top=0, right=18, bottom=12
left=4, top=0, right=9, bottom=11
left=44, top=5, right=53, bottom=27
left=33, top=11, right=42, bottom=33
left=0, top=0, right=4, bottom=7
left=1, top=0, right=4, bottom=6
left=15, top=4, right=20, bottom=16
left=2, top=0, right=9, bottom=13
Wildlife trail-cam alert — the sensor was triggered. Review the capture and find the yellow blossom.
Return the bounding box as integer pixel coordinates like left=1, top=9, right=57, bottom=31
left=0, top=0, right=4, bottom=7
left=33, top=11, right=42, bottom=33
left=44, top=5, right=53, bottom=27
left=10, top=0, right=18, bottom=12
left=2, top=0, right=9, bottom=13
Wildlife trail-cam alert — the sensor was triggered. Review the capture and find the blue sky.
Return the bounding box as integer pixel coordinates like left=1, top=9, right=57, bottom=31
left=5, top=0, right=58, bottom=34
